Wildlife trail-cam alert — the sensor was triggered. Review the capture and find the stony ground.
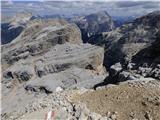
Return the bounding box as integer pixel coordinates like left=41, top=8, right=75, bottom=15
left=72, top=79, right=160, bottom=120
left=3, top=79, right=160, bottom=120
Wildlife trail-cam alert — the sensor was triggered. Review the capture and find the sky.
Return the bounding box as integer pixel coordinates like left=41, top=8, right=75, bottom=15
left=2, top=0, right=160, bottom=19
left=2, top=0, right=160, bottom=1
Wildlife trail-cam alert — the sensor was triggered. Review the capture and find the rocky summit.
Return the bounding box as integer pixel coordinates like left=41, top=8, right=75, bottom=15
left=1, top=2, right=160, bottom=120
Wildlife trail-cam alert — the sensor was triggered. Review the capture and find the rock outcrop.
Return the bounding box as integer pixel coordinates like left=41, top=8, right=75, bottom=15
left=107, top=62, right=145, bottom=84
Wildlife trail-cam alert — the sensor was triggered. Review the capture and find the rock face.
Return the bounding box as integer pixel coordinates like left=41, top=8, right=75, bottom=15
left=89, top=11, right=160, bottom=70
left=132, top=31, right=160, bottom=79
left=71, top=11, right=115, bottom=43
left=1, top=12, right=33, bottom=44
left=107, top=33, right=160, bottom=82
left=2, top=19, right=106, bottom=96
left=1, top=18, right=107, bottom=119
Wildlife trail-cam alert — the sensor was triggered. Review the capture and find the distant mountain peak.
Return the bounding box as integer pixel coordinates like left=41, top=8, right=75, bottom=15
left=71, top=11, right=115, bottom=43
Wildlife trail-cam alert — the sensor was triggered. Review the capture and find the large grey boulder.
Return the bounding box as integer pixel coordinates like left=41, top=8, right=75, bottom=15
left=118, top=71, right=138, bottom=82
left=109, top=62, right=122, bottom=77
left=137, top=64, right=160, bottom=79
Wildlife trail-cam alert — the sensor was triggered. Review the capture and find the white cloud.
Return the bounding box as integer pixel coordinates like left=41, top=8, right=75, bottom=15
left=2, top=0, right=160, bottom=18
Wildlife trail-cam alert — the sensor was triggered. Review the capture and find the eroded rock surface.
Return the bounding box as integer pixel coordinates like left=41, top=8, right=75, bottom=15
left=1, top=19, right=107, bottom=120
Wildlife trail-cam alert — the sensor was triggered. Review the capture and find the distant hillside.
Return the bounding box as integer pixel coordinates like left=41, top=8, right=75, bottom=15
left=1, top=12, right=33, bottom=44
left=71, top=11, right=115, bottom=43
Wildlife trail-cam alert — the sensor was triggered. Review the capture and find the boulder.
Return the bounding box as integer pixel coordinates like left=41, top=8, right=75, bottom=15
left=3, top=63, right=34, bottom=82
left=137, top=67, right=152, bottom=77
left=108, top=62, right=141, bottom=83
left=151, top=67, right=160, bottom=79
left=109, top=62, right=122, bottom=77
left=118, top=71, right=137, bottom=82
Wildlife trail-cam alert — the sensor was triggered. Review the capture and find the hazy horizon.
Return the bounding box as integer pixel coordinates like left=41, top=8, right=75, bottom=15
left=2, top=0, right=160, bottom=19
